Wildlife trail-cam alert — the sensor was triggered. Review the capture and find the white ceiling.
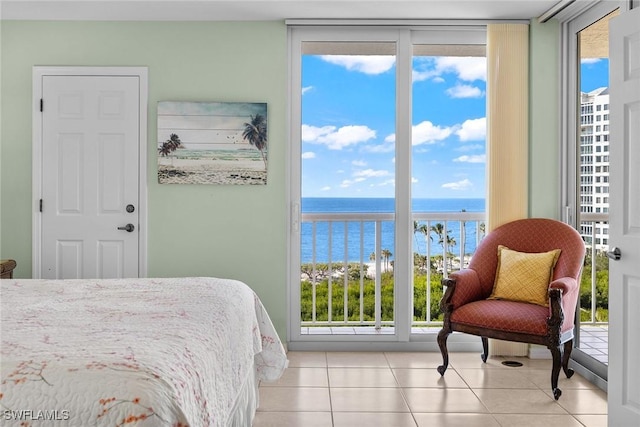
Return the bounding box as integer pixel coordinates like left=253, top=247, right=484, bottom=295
left=0, top=0, right=563, bottom=21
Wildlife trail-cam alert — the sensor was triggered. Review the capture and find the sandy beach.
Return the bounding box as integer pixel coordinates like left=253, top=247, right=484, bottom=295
left=158, top=157, right=267, bottom=185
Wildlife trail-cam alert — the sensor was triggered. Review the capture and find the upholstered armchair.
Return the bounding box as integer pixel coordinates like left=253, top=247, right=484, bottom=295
left=437, top=218, right=586, bottom=400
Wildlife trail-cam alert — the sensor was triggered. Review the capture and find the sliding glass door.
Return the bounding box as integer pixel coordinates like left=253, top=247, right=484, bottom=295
left=411, top=34, right=486, bottom=333
left=300, top=39, right=398, bottom=337
left=564, top=1, right=620, bottom=383
left=288, top=26, right=486, bottom=347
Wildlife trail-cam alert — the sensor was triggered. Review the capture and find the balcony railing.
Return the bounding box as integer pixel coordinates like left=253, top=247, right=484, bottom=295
left=300, top=211, right=485, bottom=331
left=578, top=212, right=610, bottom=325
left=300, top=211, right=610, bottom=335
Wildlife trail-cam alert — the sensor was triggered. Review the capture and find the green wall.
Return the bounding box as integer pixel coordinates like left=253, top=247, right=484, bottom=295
left=529, top=18, right=561, bottom=218
left=0, top=21, right=288, bottom=338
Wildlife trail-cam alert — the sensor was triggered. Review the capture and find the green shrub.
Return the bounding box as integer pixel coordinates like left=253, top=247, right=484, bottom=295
left=301, top=262, right=444, bottom=323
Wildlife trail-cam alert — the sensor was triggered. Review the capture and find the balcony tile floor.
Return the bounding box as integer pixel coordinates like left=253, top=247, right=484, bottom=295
left=578, top=325, right=609, bottom=365
left=254, top=351, right=607, bottom=427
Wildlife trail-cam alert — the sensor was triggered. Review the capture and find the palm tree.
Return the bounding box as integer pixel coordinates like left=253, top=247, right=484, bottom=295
left=430, top=223, right=445, bottom=248
left=414, top=220, right=433, bottom=270
left=460, top=209, right=467, bottom=268
left=413, top=220, right=431, bottom=252
left=430, top=223, right=458, bottom=273
left=445, top=234, right=457, bottom=272
left=381, top=249, right=392, bottom=272
left=242, top=114, right=268, bottom=169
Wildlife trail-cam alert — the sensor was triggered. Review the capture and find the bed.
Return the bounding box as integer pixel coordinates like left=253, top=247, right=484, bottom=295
left=0, top=277, right=288, bottom=426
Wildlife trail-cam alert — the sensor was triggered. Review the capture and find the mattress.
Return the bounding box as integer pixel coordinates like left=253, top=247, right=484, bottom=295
left=0, top=277, right=288, bottom=426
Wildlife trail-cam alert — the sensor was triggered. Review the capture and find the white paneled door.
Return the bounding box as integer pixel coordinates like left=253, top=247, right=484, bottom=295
left=608, top=6, right=640, bottom=426
left=39, top=74, right=141, bottom=279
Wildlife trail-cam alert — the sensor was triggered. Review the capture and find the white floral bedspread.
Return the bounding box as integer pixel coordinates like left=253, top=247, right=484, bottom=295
left=0, top=277, right=287, bottom=426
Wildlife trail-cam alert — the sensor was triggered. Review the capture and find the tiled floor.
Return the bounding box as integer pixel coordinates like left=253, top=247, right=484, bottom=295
left=253, top=351, right=607, bottom=427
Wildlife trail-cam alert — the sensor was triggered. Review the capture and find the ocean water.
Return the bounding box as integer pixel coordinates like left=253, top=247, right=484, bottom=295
left=300, top=197, right=486, bottom=263
left=166, top=148, right=262, bottom=160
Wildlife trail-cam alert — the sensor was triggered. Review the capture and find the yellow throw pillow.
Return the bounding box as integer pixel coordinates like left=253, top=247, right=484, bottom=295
left=489, top=245, right=561, bottom=307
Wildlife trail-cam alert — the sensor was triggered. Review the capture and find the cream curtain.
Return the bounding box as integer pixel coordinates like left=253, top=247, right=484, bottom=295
left=486, top=24, right=530, bottom=232
left=486, top=23, right=531, bottom=357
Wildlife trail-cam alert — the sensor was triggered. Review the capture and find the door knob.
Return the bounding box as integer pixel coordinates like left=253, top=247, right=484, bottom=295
left=606, top=247, right=621, bottom=260
left=126, top=204, right=135, bottom=213
left=117, top=223, right=135, bottom=232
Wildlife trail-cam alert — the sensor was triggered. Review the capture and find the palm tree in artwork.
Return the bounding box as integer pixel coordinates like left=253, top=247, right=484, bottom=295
left=242, top=114, right=268, bottom=169
left=158, top=133, right=183, bottom=157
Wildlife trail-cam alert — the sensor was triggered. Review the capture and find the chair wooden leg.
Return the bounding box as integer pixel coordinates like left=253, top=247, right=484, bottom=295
left=437, top=328, right=451, bottom=376
left=550, top=345, right=563, bottom=400
left=481, top=337, right=489, bottom=363
left=562, top=340, right=575, bottom=378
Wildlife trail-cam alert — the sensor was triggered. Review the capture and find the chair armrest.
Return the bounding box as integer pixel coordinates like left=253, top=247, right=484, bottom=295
left=549, top=277, right=578, bottom=295
left=548, top=277, right=580, bottom=335
left=442, top=268, right=484, bottom=310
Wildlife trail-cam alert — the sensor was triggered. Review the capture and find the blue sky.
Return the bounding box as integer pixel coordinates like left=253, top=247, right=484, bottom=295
left=301, top=54, right=487, bottom=199
left=301, top=53, right=608, bottom=199
left=581, top=58, right=609, bottom=92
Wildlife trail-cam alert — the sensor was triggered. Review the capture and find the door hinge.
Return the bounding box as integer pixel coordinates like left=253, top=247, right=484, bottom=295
left=40, top=99, right=43, bottom=112
left=39, top=199, right=43, bottom=212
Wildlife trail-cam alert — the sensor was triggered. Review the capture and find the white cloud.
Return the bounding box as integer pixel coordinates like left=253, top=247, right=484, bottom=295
left=302, top=124, right=335, bottom=141
left=340, top=177, right=367, bottom=188
left=352, top=160, right=367, bottom=167
left=353, top=169, right=391, bottom=178
left=363, top=140, right=395, bottom=153
left=457, top=143, right=484, bottom=152
left=302, top=124, right=376, bottom=150
left=385, top=118, right=486, bottom=145
left=412, top=121, right=456, bottom=145
left=414, top=57, right=486, bottom=83
left=436, top=57, right=487, bottom=81
left=442, top=178, right=473, bottom=191
left=581, top=58, right=601, bottom=65
left=320, top=55, right=396, bottom=75
left=456, top=118, right=486, bottom=141
left=301, top=152, right=316, bottom=159
left=413, top=69, right=434, bottom=82
left=321, top=186, right=331, bottom=191
left=337, top=168, right=392, bottom=188
left=453, top=154, right=486, bottom=163
left=302, top=86, right=314, bottom=95
left=412, top=177, right=419, bottom=184
left=446, top=84, right=484, bottom=98
left=385, top=120, right=455, bottom=146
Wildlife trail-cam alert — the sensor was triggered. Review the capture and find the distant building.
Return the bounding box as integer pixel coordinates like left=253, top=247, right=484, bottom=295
left=579, top=87, right=610, bottom=251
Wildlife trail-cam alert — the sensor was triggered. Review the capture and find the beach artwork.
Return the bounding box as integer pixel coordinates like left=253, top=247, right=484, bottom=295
left=157, top=101, right=268, bottom=185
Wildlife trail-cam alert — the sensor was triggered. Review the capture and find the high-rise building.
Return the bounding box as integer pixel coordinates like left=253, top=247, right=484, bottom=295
left=579, top=87, right=610, bottom=251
